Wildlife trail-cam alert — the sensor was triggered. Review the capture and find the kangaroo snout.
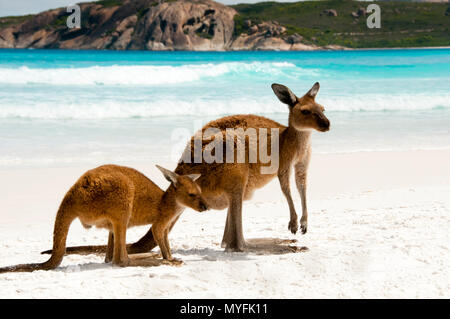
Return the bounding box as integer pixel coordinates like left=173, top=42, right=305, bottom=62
left=319, top=118, right=330, bottom=132
left=199, top=201, right=208, bottom=212
left=316, top=113, right=330, bottom=132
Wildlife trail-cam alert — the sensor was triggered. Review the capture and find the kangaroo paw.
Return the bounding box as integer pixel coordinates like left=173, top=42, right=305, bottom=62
left=113, top=258, right=130, bottom=267
left=288, top=219, right=299, bottom=234
left=300, top=219, right=308, bottom=234
left=168, top=258, right=183, bottom=266
left=224, top=240, right=246, bottom=252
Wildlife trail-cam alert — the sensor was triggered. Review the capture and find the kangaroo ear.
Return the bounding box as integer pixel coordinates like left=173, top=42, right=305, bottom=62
left=187, top=174, right=201, bottom=182
left=306, top=82, right=320, bottom=98
left=156, top=165, right=179, bottom=185
left=271, top=83, right=297, bottom=107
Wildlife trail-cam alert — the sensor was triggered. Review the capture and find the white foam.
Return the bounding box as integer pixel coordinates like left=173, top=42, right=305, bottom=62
left=0, top=93, right=448, bottom=119
left=0, top=62, right=306, bottom=86
left=320, top=94, right=450, bottom=112
left=0, top=98, right=275, bottom=119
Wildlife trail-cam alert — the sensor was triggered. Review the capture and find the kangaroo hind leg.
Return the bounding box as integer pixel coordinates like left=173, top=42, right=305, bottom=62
left=105, top=232, right=114, bottom=263
left=111, top=221, right=129, bottom=267
left=223, top=183, right=247, bottom=253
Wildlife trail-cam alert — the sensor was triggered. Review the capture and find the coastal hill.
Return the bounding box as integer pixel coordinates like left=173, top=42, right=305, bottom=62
left=0, top=0, right=449, bottom=50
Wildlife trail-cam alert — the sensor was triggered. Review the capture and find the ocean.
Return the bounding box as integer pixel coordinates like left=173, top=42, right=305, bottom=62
left=0, top=48, right=449, bottom=168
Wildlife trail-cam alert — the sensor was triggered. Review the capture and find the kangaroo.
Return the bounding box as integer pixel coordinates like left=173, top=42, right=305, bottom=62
left=0, top=164, right=207, bottom=273
left=43, top=82, right=330, bottom=254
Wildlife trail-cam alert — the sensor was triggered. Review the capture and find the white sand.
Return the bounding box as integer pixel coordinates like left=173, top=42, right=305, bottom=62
left=0, top=150, right=449, bottom=298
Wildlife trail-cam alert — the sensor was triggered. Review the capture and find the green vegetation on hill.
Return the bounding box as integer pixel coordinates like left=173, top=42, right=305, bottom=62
left=0, top=15, right=34, bottom=28
left=232, top=0, right=450, bottom=48
left=0, top=0, right=449, bottom=49
left=96, top=0, right=125, bottom=7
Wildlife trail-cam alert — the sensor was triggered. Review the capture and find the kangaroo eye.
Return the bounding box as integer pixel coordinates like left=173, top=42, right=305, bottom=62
left=301, top=110, right=311, bottom=115
left=189, top=194, right=196, bottom=197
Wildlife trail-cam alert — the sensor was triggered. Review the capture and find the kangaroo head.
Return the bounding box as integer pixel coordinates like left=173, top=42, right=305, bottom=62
left=271, top=82, right=330, bottom=132
left=156, top=165, right=208, bottom=212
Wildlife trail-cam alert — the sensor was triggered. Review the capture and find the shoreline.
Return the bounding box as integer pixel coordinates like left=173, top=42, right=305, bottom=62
left=1, top=46, right=449, bottom=52
left=1, top=149, right=449, bottom=220
left=2, top=147, right=450, bottom=169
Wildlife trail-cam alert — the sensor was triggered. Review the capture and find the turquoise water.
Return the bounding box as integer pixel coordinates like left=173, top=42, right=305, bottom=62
left=0, top=49, right=449, bottom=167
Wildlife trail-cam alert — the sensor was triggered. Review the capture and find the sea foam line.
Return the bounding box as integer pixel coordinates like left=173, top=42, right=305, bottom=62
left=0, top=94, right=448, bottom=119
left=0, top=62, right=301, bottom=86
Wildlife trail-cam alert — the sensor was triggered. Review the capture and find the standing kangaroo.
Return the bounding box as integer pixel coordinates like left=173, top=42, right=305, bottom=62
left=0, top=164, right=207, bottom=273
left=44, top=82, right=329, bottom=254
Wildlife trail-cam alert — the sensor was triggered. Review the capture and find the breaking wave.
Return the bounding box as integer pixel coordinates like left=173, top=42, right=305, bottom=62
left=0, top=94, right=448, bottom=119
left=0, top=62, right=301, bottom=86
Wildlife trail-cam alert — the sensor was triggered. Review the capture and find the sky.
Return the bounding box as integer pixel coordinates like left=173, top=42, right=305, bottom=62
left=0, top=0, right=313, bottom=17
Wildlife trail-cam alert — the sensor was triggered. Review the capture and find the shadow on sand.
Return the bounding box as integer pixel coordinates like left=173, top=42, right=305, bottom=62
left=245, top=238, right=308, bottom=254
left=172, top=237, right=309, bottom=262
left=55, top=238, right=308, bottom=271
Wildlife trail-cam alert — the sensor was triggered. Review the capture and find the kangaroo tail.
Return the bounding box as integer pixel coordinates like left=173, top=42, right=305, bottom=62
left=0, top=263, right=46, bottom=273
left=41, top=227, right=158, bottom=256
left=0, top=195, right=75, bottom=274
left=41, top=244, right=107, bottom=255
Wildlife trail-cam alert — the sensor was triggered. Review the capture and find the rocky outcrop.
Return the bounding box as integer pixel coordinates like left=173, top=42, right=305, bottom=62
left=0, top=0, right=236, bottom=51
left=286, top=33, right=303, bottom=44
left=0, top=0, right=340, bottom=51
left=351, top=7, right=366, bottom=19
left=231, top=20, right=292, bottom=50
left=134, top=0, right=236, bottom=50
left=323, top=9, right=338, bottom=17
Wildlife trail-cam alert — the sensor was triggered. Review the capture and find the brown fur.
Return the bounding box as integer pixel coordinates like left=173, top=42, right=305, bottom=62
left=0, top=165, right=207, bottom=273
left=174, top=83, right=330, bottom=251
left=44, top=82, right=330, bottom=255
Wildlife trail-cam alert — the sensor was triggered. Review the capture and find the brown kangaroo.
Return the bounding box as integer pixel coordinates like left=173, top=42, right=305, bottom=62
left=0, top=164, right=207, bottom=273
left=43, top=82, right=330, bottom=254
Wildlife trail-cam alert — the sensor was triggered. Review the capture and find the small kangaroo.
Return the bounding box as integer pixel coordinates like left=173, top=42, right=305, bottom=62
left=51, top=82, right=330, bottom=255
left=0, top=164, right=207, bottom=273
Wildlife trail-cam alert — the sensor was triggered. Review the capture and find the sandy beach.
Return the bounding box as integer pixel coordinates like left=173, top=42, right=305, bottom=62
left=0, top=149, right=448, bottom=298
left=0, top=2, right=449, bottom=301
